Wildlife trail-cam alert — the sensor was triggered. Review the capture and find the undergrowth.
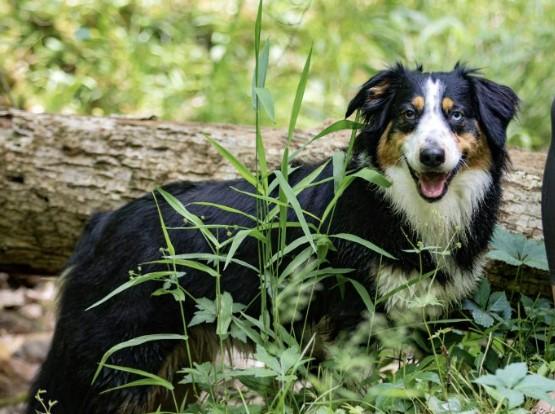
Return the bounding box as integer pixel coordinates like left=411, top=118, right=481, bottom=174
left=37, top=2, right=555, bottom=413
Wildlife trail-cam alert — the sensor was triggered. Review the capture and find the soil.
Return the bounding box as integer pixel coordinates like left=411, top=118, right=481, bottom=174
left=0, top=273, right=56, bottom=414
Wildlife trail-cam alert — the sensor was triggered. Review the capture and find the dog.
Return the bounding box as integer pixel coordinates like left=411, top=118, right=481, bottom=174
left=27, top=63, right=518, bottom=413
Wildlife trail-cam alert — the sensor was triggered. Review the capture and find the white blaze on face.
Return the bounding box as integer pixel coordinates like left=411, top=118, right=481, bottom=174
left=403, top=77, right=461, bottom=172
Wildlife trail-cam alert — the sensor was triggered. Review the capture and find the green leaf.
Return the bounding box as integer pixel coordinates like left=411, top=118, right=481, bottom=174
left=331, top=150, right=346, bottom=193
left=203, top=136, right=257, bottom=187
left=463, top=300, right=494, bottom=327
left=229, top=320, right=248, bottom=343
left=216, top=292, right=234, bottom=338
left=254, top=345, right=281, bottom=373
left=153, top=191, right=175, bottom=257
left=236, top=372, right=276, bottom=395
left=279, top=245, right=316, bottom=281
left=99, top=363, right=174, bottom=393
left=497, top=387, right=524, bottom=409
left=350, top=167, right=392, bottom=188
left=290, top=119, right=363, bottom=160
left=279, top=346, right=301, bottom=374
left=223, top=228, right=264, bottom=270
left=267, top=234, right=317, bottom=266
left=254, top=87, right=275, bottom=122
left=258, top=40, right=270, bottom=87
left=473, top=278, right=491, bottom=308
left=188, top=297, right=216, bottom=327
left=157, top=188, right=219, bottom=248
left=521, top=239, right=549, bottom=271
left=254, top=0, right=263, bottom=68
left=189, top=202, right=258, bottom=223
left=320, top=175, right=355, bottom=225
left=516, top=374, right=555, bottom=404
left=474, top=374, right=506, bottom=388
left=154, top=258, right=219, bottom=278
left=92, top=334, right=187, bottom=384
left=516, top=373, right=555, bottom=393
left=251, top=40, right=270, bottom=105
left=311, top=119, right=364, bottom=142
left=487, top=291, right=512, bottom=321
left=86, top=271, right=183, bottom=310
left=287, top=47, right=312, bottom=144
left=274, top=171, right=316, bottom=252
left=487, top=225, right=548, bottom=271
left=486, top=250, right=522, bottom=267
left=170, top=288, right=185, bottom=302
left=348, top=279, right=375, bottom=313
left=330, top=233, right=396, bottom=260
left=166, top=252, right=258, bottom=273
left=292, top=160, right=329, bottom=192
left=496, top=362, right=528, bottom=388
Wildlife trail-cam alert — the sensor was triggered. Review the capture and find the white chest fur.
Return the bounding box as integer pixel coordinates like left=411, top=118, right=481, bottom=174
left=373, top=258, right=485, bottom=319
left=373, top=162, right=492, bottom=318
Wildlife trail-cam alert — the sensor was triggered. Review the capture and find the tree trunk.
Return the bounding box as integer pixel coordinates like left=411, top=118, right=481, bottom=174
left=0, top=109, right=548, bottom=296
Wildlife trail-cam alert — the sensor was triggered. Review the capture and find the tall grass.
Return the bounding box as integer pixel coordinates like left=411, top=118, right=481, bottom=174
left=69, top=3, right=555, bottom=413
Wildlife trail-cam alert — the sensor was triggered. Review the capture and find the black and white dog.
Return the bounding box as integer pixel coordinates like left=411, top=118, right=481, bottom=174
left=27, top=64, right=518, bottom=413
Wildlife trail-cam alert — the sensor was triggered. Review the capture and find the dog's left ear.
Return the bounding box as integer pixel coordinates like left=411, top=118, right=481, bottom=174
left=471, top=76, right=519, bottom=148
left=345, top=65, right=403, bottom=132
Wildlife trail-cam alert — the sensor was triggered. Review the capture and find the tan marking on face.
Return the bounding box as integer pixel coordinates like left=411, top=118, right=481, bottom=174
left=455, top=124, right=492, bottom=170
left=411, top=96, right=425, bottom=111
left=377, top=123, right=408, bottom=168
left=442, top=97, right=455, bottom=113
left=368, top=81, right=389, bottom=98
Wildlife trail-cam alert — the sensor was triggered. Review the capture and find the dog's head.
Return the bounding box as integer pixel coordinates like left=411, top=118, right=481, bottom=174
left=346, top=63, right=519, bottom=202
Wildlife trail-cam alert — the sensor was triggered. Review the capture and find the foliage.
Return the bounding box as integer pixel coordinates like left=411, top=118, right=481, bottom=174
left=463, top=279, right=512, bottom=328
left=488, top=226, right=549, bottom=271
left=475, top=363, right=555, bottom=412
left=33, top=389, right=57, bottom=414
left=35, top=2, right=555, bottom=412
left=1, top=0, right=555, bottom=148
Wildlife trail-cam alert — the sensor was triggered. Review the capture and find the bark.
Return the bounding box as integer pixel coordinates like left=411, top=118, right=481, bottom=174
left=0, top=109, right=549, bottom=296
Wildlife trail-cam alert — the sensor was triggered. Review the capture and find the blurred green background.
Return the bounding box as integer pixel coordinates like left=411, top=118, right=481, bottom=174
left=0, top=0, right=553, bottom=149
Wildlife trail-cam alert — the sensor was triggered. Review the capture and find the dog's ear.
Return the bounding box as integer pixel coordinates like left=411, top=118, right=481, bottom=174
left=471, top=76, right=519, bottom=148
left=346, top=65, right=403, bottom=131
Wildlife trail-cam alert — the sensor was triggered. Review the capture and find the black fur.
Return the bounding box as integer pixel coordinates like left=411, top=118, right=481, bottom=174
left=27, top=65, right=519, bottom=413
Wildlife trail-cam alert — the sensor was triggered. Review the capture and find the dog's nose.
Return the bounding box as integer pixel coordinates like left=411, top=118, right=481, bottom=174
left=420, top=147, right=445, bottom=168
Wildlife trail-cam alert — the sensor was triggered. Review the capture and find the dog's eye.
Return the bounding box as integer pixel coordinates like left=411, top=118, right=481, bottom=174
left=450, top=110, right=464, bottom=121
left=403, top=109, right=416, bottom=120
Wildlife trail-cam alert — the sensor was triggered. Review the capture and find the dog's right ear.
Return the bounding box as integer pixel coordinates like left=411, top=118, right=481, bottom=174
left=345, top=65, right=403, bottom=130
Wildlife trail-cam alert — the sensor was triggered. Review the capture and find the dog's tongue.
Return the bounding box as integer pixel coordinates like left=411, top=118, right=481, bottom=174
left=419, top=173, right=448, bottom=199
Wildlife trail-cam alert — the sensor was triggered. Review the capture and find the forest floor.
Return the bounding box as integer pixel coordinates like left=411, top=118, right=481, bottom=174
left=0, top=273, right=56, bottom=414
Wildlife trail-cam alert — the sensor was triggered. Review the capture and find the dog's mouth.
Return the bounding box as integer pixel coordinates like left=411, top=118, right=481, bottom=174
left=405, top=159, right=461, bottom=202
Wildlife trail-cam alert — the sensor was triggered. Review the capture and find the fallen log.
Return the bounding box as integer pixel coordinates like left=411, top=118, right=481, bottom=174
left=0, top=109, right=548, bottom=296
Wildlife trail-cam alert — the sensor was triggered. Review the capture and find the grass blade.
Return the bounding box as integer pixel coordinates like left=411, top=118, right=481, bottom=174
left=92, top=334, right=187, bottom=384
left=224, top=228, right=264, bottom=270
left=351, top=167, right=391, bottom=188
left=157, top=188, right=219, bottom=248
left=331, top=233, right=396, bottom=260
left=287, top=47, right=312, bottom=145
left=86, top=271, right=184, bottom=310
left=189, top=201, right=259, bottom=223
left=203, top=135, right=256, bottom=187
left=348, top=279, right=375, bottom=313
left=99, top=363, right=174, bottom=393
left=290, top=119, right=363, bottom=159
left=254, top=87, right=275, bottom=122
left=274, top=171, right=316, bottom=253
